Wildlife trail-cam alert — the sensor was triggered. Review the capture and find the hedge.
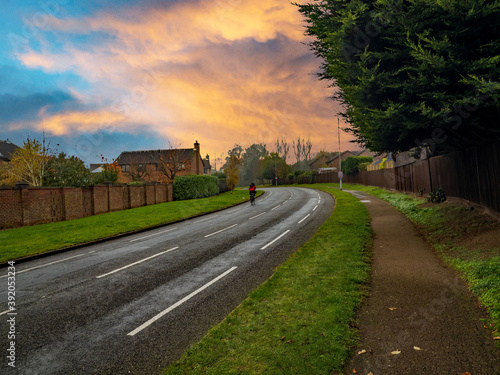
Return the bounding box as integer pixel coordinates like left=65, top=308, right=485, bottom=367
left=173, top=175, right=219, bottom=200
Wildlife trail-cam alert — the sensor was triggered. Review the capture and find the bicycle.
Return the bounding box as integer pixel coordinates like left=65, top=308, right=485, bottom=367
left=250, top=192, right=256, bottom=205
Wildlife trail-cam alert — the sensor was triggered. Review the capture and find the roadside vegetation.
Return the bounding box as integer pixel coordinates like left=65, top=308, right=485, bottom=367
left=164, top=187, right=372, bottom=374
left=0, top=189, right=261, bottom=263
left=342, top=183, right=500, bottom=340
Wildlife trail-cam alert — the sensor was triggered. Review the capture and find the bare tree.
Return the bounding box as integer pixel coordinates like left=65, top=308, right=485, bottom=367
left=275, top=137, right=290, bottom=163
left=150, top=140, right=194, bottom=183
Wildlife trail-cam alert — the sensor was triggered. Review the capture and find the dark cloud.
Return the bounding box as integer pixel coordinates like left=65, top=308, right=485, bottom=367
left=0, top=91, right=83, bottom=126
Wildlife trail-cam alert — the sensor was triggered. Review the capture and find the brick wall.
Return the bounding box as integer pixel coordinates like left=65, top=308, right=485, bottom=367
left=0, top=183, right=173, bottom=229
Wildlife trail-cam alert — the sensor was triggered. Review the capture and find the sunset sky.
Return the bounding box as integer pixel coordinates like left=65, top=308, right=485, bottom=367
left=1, top=0, right=354, bottom=167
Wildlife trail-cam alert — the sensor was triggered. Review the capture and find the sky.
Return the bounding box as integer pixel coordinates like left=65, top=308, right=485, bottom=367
left=0, top=0, right=354, bottom=167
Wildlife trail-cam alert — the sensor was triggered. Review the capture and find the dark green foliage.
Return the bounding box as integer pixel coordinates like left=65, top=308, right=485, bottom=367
left=91, top=164, right=120, bottom=185
left=342, top=156, right=374, bottom=175
left=44, top=153, right=91, bottom=187
left=429, top=186, right=447, bottom=203
left=173, top=175, right=219, bottom=200
left=212, top=171, right=226, bottom=179
left=298, top=0, right=500, bottom=155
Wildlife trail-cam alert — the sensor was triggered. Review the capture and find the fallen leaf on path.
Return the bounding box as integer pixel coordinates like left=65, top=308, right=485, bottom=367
left=460, top=372, right=471, bottom=375
left=413, top=346, right=423, bottom=351
left=391, top=350, right=401, bottom=355
left=494, top=336, right=500, bottom=340
left=389, top=307, right=398, bottom=311
left=357, top=349, right=367, bottom=355
left=368, top=373, right=374, bottom=375
left=352, top=369, right=357, bottom=373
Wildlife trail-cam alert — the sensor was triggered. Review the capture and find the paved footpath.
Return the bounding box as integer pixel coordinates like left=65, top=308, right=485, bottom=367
left=345, top=191, right=500, bottom=375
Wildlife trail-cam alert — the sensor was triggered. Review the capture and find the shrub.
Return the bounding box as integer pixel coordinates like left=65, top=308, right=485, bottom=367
left=342, top=156, right=374, bottom=175
left=429, top=187, right=446, bottom=203
left=173, top=175, right=219, bottom=200
left=128, top=181, right=144, bottom=186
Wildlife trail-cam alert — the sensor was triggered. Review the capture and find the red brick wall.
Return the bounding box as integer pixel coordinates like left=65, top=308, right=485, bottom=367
left=93, top=186, right=109, bottom=214
left=109, top=186, right=125, bottom=212
left=63, top=188, right=84, bottom=220
left=0, top=189, right=22, bottom=228
left=145, top=184, right=156, bottom=205
left=0, top=183, right=173, bottom=229
left=22, top=188, right=64, bottom=226
left=128, top=186, right=145, bottom=208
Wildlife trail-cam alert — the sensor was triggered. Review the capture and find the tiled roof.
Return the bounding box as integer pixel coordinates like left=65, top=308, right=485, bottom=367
left=117, top=149, right=195, bottom=165
left=0, top=141, right=20, bottom=161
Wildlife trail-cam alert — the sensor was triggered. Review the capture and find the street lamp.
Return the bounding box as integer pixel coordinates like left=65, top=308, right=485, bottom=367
left=338, top=118, right=343, bottom=191
left=274, top=154, right=278, bottom=186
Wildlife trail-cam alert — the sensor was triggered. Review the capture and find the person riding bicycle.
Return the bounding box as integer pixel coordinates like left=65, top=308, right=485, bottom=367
left=249, top=182, right=256, bottom=203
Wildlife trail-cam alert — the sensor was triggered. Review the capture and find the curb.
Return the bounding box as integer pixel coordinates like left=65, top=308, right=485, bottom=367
left=1, top=191, right=265, bottom=268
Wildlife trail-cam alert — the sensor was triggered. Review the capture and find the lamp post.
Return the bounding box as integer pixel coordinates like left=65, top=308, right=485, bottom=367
left=338, top=118, right=343, bottom=190
left=274, top=154, right=278, bottom=186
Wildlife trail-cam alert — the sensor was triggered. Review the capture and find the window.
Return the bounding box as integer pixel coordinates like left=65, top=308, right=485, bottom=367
left=138, top=163, right=146, bottom=172
left=122, top=164, right=130, bottom=173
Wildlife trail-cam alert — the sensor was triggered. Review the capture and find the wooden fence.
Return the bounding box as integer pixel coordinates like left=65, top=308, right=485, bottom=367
left=295, top=143, right=500, bottom=214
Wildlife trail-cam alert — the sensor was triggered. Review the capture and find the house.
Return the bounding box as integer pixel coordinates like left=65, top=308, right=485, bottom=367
left=326, top=150, right=357, bottom=168
left=116, top=141, right=211, bottom=183
left=0, top=141, right=20, bottom=167
left=309, top=151, right=336, bottom=171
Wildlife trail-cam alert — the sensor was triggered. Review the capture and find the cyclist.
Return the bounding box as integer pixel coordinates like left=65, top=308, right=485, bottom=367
left=249, top=182, right=256, bottom=205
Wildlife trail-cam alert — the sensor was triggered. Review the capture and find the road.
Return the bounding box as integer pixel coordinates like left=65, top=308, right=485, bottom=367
left=1, top=187, right=334, bottom=374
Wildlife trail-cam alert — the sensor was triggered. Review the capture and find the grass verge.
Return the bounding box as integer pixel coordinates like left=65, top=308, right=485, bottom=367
left=163, top=187, right=372, bottom=374
left=337, top=183, right=500, bottom=340
left=0, top=190, right=261, bottom=263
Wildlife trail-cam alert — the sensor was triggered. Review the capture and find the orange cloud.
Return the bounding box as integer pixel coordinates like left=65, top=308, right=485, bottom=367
left=16, top=0, right=355, bottom=160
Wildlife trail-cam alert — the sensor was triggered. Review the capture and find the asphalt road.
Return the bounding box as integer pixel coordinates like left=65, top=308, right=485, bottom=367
left=1, top=187, right=334, bottom=374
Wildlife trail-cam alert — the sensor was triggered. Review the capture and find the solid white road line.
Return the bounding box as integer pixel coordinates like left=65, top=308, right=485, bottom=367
left=127, top=266, right=238, bottom=336
left=313, top=204, right=318, bottom=211
left=96, top=247, right=179, bottom=279
left=298, top=214, right=310, bottom=224
left=204, top=224, right=238, bottom=238
left=261, top=230, right=291, bottom=250
left=0, top=251, right=95, bottom=279
left=249, top=212, right=267, bottom=220
left=271, top=205, right=281, bottom=211
left=130, top=228, right=174, bottom=242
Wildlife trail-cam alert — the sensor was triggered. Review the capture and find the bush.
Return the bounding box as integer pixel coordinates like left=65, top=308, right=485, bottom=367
left=429, top=187, right=446, bottom=203
left=342, top=156, right=374, bottom=175
left=173, top=175, right=219, bottom=200
left=128, top=181, right=144, bottom=186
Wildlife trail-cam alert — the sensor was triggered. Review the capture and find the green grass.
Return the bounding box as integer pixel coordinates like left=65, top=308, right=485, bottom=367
left=336, top=183, right=500, bottom=339
left=0, top=190, right=262, bottom=263
left=164, top=186, right=372, bottom=374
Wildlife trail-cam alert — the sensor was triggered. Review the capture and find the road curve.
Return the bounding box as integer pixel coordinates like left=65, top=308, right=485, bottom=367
left=0, top=187, right=334, bottom=374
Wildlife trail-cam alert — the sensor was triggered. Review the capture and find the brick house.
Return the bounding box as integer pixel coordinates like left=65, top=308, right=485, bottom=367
left=326, top=150, right=357, bottom=168
left=0, top=141, right=20, bottom=167
left=116, top=141, right=211, bottom=183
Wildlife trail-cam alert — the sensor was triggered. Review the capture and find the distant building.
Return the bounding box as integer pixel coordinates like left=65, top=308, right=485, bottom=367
left=116, top=141, right=211, bottom=183
left=309, top=151, right=336, bottom=171
left=0, top=141, right=20, bottom=167
left=326, top=150, right=356, bottom=168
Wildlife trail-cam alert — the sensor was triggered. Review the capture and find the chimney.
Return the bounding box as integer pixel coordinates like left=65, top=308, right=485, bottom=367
left=194, top=140, right=201, bottom=174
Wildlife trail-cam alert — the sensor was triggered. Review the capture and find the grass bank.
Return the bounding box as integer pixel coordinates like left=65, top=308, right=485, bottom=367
left=0, top=190, right=261, bottom=263
left=339, top=183, right=500, bottom=340
left=164, top=187, right=372, bottom=374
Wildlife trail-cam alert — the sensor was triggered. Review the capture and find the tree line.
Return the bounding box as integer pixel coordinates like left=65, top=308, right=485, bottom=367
left=0, top=138, right=119, bottom=187
left=297, top=0, right=500, bottom=157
